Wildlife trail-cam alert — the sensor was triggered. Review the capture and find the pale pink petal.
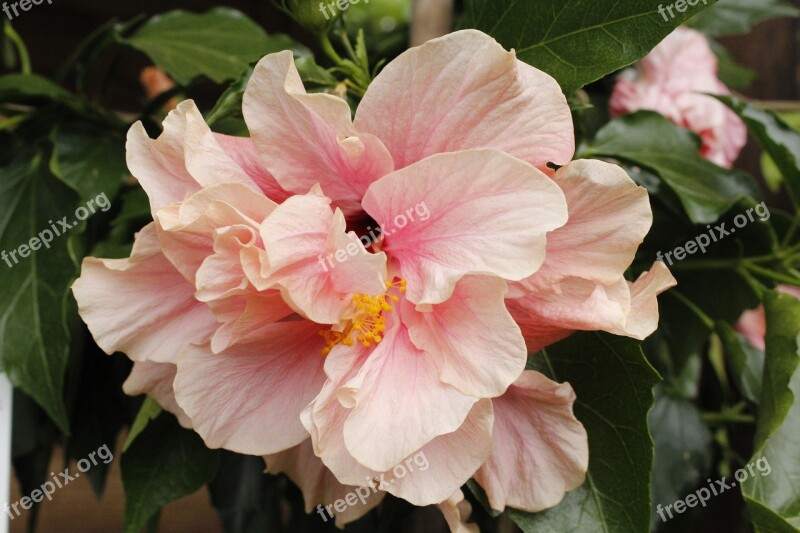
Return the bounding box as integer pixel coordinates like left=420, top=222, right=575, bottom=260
left=532, top=159, right=652, bottom=285
left=383, top=400, right=493, bottom=506
left=437, top=490, right=479, bottom=533
left=404, top=275, right=526, bottom=398
left=475, top=371, right=588, bottom=513
left=355, top=29, right=574, bottom=173
left=362, top=149, right=568, bottom=305
left=72, top=223, right=217, bottom=363
left=303, top=371, right=493, bottom=507
left=265, top=439, right=384, bottom=528
left=736, top=285, right=800, bottom=350
left=156, top=182, right=277, bottom=283
left=242, top=51, right=394, bottom=215
left=127, top=100, right=266, bottom=213
left=123, top=361, right=192, bottom=429
left=173, top=320, right=327, bottom=455
left=608, top=261, right=677, bottom=339
left=213, top=134, right=292, bottom=203
left=257, top=190, right=387, bottom=324
left=336, top=313, right=478, bottom=472
left=508, top=277, right=630, bottom=353
left=207, top=292, right=294, bottom=353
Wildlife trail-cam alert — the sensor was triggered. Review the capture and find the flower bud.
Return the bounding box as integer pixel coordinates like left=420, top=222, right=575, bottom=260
left=283, top=0, right=340, bottom=34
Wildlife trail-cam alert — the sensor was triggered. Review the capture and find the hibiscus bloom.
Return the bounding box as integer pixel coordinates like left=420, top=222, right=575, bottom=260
left=73, top=29, right=673, bottom=528
left=610, top=27, right=747, bottom=168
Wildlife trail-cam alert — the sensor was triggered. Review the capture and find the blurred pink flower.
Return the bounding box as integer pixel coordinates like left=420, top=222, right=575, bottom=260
left=736, top=285, right=800, bottom=351
left=610, top=27, right=747, bottom=168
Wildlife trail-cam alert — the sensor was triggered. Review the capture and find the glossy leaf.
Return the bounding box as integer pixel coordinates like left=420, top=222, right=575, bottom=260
left=742, top=291, right=800, bottom=530
left=582, top=111, right=760, bottom=223
left=124, top=8, right=298, bottom=85
left=122, top=411, right=220, bottom=533
left=457, top=0, right=719, bottom=93
left=512, top=333, right=660, bottom=532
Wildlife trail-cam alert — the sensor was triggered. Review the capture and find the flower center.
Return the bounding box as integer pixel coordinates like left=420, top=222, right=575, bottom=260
left=319, top=279, right=406, bottom=355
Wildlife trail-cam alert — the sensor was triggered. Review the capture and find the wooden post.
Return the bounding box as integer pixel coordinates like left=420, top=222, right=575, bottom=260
left=410, top=0, right=454, bottom=46
left=0, top=374, right=11, bottom=533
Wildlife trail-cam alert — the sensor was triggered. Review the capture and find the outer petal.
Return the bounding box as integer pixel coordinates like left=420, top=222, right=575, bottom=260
left=534, top=159, right=652, bottom=285
left=608, top=261, right=677, bottom=339
left=382, top=400, right=493, bottom=506
left=122, top=361, right=192, bottom=429
left=303, top=368, right=493, bottom=506
left=338, top=316, right=478, bottom=472
left=257, top=190, right=387, bottom=324
left=265, top=439, right=385, bottom=528
left=437, top=490, right=479, bottom=533
left=355, top=29, right=574, bottom=173
left=362, top=149, right=568, bottom=305
left=404, top=275, right=526, bottom=398
left=72, top=223, right=217, bottom=363
left=213, top=133, right=291, bottom=203
left=242, top=51, right=394, bottom=215
left=127, top=100, right=267, bottom=213
left=475, top=371, right=588, bottom=513
left=173, top=320, right=327, bottom=455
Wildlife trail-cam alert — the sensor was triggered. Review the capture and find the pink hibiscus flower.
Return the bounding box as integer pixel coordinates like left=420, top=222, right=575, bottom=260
left=73, top=29, right=674, bottom=526
left=610, top=27, right=747, bottom=168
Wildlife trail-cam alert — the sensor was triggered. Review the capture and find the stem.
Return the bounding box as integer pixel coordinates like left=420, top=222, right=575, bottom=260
left=702, top=412, right=755, bottom=425
left=4, top=22, right=31, bottom=74
left=781, top=214, right=800, bottom=249
left=745, top=263, right=800, bottom=286
left=319, top=32, right=345, bottom=65
left=668, top=290, right=715, bottom=329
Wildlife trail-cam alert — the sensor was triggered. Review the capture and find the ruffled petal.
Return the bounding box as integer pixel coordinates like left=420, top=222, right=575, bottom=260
left=608, top=261, right=677, bottom=339
left=404, top=275, right=526, bottom=398
left=338, top=316, right=477, bottom=472
left=257, top=190, right=387, bottom=324
left=355, top=29, right=574, bottom=173
left=127, top=100, right=266, bottom=213
left=242, top=51, right=394, bottom=215
left=362, top=149, right=568, bottom=305
left=122, top=361, right=192, bottom=429
left=475, top=371, right=588, bottom=513
left=437, top=490, right=479, bottom=533
left=173, top=320, right=327, bottom=455
left=72, top=223, right=217, bottom=363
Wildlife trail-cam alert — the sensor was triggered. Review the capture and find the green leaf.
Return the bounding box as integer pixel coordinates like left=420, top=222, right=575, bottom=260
left=689, top=0, right=799, bottom=37
left=123, top=397, right=162, bottom=453
left=122, top=411, right=220, bottom=533
left=649, top=387, right=713, bottom=528
left=582, top=111, right=760, bottom=223
left=742, top=291, right=800, bottom=530
left=717, top=95, right=800, bottom=211
left=123, top=8, right=296, bottom=85
left=0, top=154, right=80, bottom=433
left=0, top=73, right=73, bottom=103
left=717, top=321, right=764, bottom=403
left=50, top=123, right=127, bottom=203
left=457, top=0, right=719, bottom=94
left=512, top=333, right=660, bottom=532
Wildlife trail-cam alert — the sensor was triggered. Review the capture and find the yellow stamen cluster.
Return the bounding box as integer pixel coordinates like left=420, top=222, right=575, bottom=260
left=319, top=279, right=407, bottom=355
